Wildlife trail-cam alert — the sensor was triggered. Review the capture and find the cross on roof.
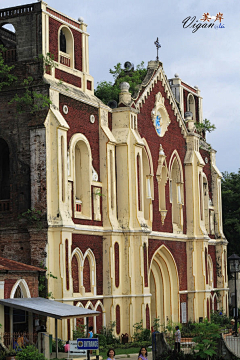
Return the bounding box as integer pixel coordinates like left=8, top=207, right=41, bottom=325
left=154, top=37, right=161, bottom=61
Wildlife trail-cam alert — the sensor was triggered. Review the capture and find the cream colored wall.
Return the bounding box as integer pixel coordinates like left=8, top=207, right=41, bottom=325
left=42, top=58, right=228, bottom=339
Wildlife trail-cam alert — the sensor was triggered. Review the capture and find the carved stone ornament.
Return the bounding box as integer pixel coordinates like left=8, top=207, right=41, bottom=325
left=92, top=165, right=98, bottom=182
left=151, top=92, right=171, bottom=137
left=160, top=210, right=168, bottom=225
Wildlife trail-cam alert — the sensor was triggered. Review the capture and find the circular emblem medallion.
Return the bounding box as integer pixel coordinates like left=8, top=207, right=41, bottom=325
left=63, top=105, right=68, bottom=114
left=90, top=115, right=95, bottom=124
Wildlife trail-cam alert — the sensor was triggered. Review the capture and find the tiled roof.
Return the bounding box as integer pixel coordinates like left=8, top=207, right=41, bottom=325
left=0, top=257, right=45, bottom=272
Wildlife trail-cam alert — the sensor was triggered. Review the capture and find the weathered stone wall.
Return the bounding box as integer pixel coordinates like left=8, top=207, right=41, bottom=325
left=0, top=2, right=42, bottom=61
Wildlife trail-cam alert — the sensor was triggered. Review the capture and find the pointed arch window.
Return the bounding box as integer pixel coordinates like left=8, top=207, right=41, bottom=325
left=142, top=141, right=154, bottom=224
left=156, top=145, right=168, bottom=225
left=169, top=152, right=184, bottom=233
left=71, top=247, right=96, bottom=296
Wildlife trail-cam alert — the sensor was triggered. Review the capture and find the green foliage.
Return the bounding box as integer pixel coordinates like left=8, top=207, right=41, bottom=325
left=9, top=76, right=51, bottom=114
left=52, top=339, right=65, bottom=353
left=0, top=45, right=17, bottom=91
left=222, top=170, right=240, bottom=256
left=99, top=321, right=119, bottom=345
left=152, top=317, right=161, bottom=332
left=210, top=310, right=231, bottom=327
left=195, top=118, right=216, bottom=136
left=16, top=345, right=47, bottom=359
left=181, top=321, right=197, bottom=337
left=192, top=320, right=220, bottom=359
left=132, top=319, right=151, bottom=342
left=37, top=52, right=56, bottom=72
left=94, top=62, right=147, bottom=105
left=20, top=208, right=42, bottom=224
left=73, top=323, right=86, bottom=340
left=38, top=266, right=57, bottom=299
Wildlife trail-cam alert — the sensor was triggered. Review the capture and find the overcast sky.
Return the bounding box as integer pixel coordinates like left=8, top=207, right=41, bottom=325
left=2, top=0, right=240, bottom=174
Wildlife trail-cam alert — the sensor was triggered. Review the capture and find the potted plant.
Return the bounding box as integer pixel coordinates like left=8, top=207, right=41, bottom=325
left=5, top=346, right=17, bottom=360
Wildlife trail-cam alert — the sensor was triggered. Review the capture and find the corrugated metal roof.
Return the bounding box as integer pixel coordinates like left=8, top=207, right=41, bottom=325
left=0, top=297, right=99, bottom=319
left=0, top=257, right=45, bottom=272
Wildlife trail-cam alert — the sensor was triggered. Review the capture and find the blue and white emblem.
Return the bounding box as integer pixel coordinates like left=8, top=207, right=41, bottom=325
left=155, top=114, right=161, bottom=136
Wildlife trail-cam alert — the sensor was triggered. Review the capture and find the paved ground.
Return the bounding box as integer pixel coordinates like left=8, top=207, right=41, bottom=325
left=50, top=352, right=153, bottom=360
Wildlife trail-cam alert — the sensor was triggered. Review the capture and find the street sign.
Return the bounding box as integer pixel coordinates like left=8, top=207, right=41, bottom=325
left=77, top=338, right=99, bottom=350
left=69, top=340, right=87, bottom=355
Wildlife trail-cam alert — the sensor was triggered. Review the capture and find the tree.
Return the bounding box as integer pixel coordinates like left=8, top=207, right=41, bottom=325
left=222, top=170, right=240, bottom=256
left=195, top=118, right=216, bottom=139
left=94, top=62, right=147, bottom=105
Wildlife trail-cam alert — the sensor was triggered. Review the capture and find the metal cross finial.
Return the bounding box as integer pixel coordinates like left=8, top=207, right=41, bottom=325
left=154, top=37, right=161, bottom=61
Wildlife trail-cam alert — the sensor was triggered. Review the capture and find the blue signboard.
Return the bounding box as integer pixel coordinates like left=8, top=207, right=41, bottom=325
left=77, top=338, right=99, bottom=350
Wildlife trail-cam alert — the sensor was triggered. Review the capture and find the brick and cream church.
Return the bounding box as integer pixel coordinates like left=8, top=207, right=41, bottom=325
left=0, top=1, right=228, bottom=340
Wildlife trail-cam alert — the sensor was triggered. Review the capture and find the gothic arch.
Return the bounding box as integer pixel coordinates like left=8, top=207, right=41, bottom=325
left=83, top=248, right=96, bottom=290
left=149, top=245, right=179, bottom=326
left=142, top=139, right=154, bottom=176
left=95, top=300, right=106, bottom=328
left=169, top=151, right=184, bottom=232
left=169, top=150, right=184, bottom=183
left=142, top=141, right=153, bottom=222
left=85, top=301, right=94, bottom=310
left=72, top=247, right=84, bottom=263
left=10, top=279, right=31, bottom=299
left=71, top=247, right=84, bottom=293
left=76, top=302, right=84, bottom=308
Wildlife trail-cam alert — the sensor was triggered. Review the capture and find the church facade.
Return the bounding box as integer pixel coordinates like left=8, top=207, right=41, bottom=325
left=0, top=1, right=228, bottom=340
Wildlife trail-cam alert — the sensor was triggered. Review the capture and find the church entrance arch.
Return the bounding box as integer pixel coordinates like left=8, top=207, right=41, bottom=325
left=149, top=245, right=179, bottom=327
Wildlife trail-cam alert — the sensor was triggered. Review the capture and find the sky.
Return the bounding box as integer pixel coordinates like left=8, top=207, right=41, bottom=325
left=2, top=0, right=240, bottom=174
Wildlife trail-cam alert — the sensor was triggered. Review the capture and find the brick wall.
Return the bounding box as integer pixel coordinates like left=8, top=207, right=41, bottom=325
left=59, top=94, right=101, bottom=226
left=3, top=274, right=39, bottom=298
left=55, top=69, right=81, bottom=88
left=148, top=239, right=187, bottom=291
left=72, top=234, right=103, bottom=295
left=49, top=17, right=82, bottom=71
left=60, top=95, right=100, bottom=176
left=137, top=80, right=187, bottom=234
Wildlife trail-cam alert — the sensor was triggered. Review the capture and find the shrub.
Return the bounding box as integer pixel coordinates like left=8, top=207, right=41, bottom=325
left=73, top=323, right=86, bottom=340
left=99, top=322, right=119, bottom=345
left=52, top=339, right=65, bottom=352
left=16, top=345, right=47, bottom=360
left=132, top=320, right=151, bottom=342
left=192, top=320, right=221, bottom=359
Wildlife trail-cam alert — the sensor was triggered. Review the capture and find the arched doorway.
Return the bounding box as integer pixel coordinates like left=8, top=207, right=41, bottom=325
left=149, top=245, right=179, bottom=328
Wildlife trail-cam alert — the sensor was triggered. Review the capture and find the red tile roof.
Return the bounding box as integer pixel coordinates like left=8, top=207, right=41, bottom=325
left=0, top=257, right=45, bottom=272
